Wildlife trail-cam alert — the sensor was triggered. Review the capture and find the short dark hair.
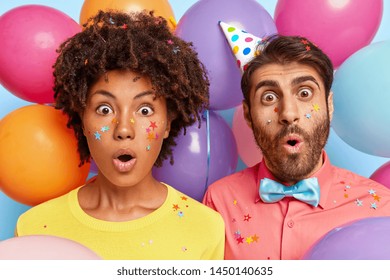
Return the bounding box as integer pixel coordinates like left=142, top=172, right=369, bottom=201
left=241, top=35, right=333, bottom=103
left=53, top=10, right=209, bottom=167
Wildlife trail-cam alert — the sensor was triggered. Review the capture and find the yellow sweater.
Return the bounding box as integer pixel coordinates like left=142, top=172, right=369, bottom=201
left=16, top=184, right=225, bottom=260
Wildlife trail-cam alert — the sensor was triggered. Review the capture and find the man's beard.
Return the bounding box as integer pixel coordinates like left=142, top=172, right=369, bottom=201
left=252, top=115, right=330, bottom=183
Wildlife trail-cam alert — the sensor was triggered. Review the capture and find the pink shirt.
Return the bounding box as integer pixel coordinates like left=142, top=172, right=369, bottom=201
left=203, top=152, right=390, bottom=260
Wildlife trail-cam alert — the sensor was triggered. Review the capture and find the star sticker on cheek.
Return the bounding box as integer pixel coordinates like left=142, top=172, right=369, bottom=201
left=149, top=121, right=158, bottom=130
left=100, top=126, right=109, bottom=132
left=94, top=131, right=101, bottom=140
left=147, top=132, right=155, bottom=141
left=130, top=118, right=135, bottom=124
left=312, top=104, right=320, bottom=112
left=305, top=113, right=311, bottom=119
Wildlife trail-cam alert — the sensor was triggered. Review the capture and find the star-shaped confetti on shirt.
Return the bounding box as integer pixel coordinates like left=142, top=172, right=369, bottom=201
left=370, top=202, right=377, bottom=210
left=172, top=204, right=180, bottom=210
left=100, top=126, right=109, bottom=132
left=181, top=196, right=188, bottom=201
left=252, top=234, right=259, bottom=242
left=94, top=131, right=101, bottom=140
left=368, top=189, right=376, bottom=195
left=355, top=199, right=363, bottom=207
left=244, top=214, right=252, bottom=222
left=236, top=236, right=244, bottom=244
left=245, top=237, right=253, bottom=244
left=373, top=194, right=381, bottom=202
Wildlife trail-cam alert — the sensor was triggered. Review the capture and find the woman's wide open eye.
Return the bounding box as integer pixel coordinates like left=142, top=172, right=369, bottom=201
left=137, top=105, right=154, bottom=116
left=96, top=105, right=113, bottom=115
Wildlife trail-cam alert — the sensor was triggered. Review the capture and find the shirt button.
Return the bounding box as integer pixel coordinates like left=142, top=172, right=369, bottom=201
left=287, top=220, right=294, bottom=228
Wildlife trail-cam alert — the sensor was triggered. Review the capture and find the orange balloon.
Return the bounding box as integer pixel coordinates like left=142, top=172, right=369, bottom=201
left=0, top=105, right=90, bottom=206
left=79, top=0, right=177, bottom=30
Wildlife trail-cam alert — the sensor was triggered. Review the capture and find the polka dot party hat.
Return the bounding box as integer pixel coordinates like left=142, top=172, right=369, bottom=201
left=219, top=21, right=263, bottom=74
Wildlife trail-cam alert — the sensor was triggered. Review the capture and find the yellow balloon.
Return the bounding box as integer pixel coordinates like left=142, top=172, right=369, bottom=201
left=79, top=0, right=176, bottom=30
left=0, top=105, right=90, bottom=206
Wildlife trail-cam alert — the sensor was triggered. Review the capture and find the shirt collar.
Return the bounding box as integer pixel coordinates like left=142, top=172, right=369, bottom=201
left=256, top=150, right=333, bottom=208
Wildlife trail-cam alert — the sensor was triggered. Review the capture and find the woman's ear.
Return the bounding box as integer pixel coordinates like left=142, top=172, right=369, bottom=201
left=163, top=112, right=176, bottom=139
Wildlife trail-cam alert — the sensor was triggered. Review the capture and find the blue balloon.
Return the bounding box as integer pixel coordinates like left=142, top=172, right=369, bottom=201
left=0, top=191, right=30, bottom=241
left=332, top=40, right=390, bottom=157
left=325, top=128, right=389, bottom=178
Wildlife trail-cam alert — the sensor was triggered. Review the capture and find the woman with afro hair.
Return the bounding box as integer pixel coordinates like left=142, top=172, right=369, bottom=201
left=16, top=10, right=224, bottom=260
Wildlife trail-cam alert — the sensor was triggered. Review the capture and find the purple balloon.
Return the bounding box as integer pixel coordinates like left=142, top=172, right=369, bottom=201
left=153, top=111, right=238, bottom=201
left=303, top=217, right=390, bottom=259
left=370, top=161, right=390, bottom=189
left=176, top=0, right=276, bottom=110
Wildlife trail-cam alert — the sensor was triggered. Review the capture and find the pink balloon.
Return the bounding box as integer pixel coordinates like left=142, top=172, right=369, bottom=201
left=370, top=161, right=390, bottom=189
left=274, top=0, right=383, bottom=67
left=0, top=235, right=102, bottom=259
left=0, top=5, right=81, bottom=103
left=232, top=105, right=262, bottom=167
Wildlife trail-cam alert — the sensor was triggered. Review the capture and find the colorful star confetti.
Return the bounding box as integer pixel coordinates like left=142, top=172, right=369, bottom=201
left=236, top=236, right=244, bottom=244
left=370, top=202, right=377, bottom=210
left=149, top=121, right=158, bottom=130
left=101, top=126, right=109, bottom=132
left=147, top=132, right=155, bottom=141
left=305, top=113, right=311, bottom=119
left=172, top=204, right=180, bottom=210
left=94, top=131, right=101, bottom=140
left=312, top=104, right=320, bottom=112
left=245, top=237, right=253, bottom=244
left=243, top=214, right=251, bottom=222
left=355, top=199, right=363, bottom=207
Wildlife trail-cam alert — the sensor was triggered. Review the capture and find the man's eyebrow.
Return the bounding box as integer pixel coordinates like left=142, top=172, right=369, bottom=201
left=292, top=76, right=320, bottom=89
left=254, top=80, right=279, bottom=92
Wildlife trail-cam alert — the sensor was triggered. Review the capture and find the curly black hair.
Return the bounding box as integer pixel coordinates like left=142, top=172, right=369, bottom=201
left=53, top=10, right=209, bottom=167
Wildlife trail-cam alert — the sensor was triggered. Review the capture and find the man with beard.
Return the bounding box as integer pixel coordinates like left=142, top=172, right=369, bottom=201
left=203, top=35, right=390, bottom=260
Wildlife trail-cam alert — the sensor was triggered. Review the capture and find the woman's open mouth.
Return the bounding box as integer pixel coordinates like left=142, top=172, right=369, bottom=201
left=112, top=150, right=136, bottom=173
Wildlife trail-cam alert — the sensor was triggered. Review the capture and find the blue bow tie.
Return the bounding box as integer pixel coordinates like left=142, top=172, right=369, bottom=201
left=259, top=177, right=320, bottom=207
